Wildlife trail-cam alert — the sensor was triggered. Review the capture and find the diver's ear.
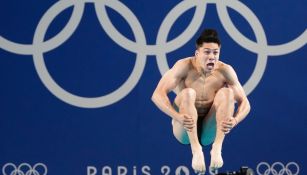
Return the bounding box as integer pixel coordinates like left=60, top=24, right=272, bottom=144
left=195, top=50, right=198, bottom=57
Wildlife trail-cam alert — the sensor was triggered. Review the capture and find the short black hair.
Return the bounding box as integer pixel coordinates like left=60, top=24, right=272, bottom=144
left=196, top=29, right=221, bottom=48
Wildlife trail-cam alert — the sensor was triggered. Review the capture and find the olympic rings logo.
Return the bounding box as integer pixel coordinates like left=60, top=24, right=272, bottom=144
left=1, top=0, right=306, bottom=108
left=256, top=162, right=299, bottom=175
left=2, top=163, right=48, bottom=175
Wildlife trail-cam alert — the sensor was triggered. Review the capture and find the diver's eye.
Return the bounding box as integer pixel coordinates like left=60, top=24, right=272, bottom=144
left=205, top=51, right=211, bottom=55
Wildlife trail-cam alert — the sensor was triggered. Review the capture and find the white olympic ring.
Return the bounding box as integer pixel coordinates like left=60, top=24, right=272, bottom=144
left=175, top=166, right=190, bottom=175
left=0, top=0, right=306, bottom=108
left=2, top=163, right=48, bottom=175
left=256, top=162, right=300, bottom=175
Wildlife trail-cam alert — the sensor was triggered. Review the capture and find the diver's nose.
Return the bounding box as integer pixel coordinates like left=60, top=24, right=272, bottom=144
left=208, top=52, right=215, bottom=60
left=209, top=57, right=215, bottom=62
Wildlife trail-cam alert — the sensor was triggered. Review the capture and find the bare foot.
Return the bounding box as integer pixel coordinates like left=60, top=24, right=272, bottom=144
left=210, top=148, right=224, bottom=169
left=192, top=150, right=206, bottom=174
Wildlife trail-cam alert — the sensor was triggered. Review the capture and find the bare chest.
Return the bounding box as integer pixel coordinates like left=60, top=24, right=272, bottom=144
left=184, top=71, right=225, bottom=108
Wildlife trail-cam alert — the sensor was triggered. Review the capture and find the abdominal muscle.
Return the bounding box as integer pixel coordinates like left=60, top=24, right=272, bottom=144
left=195, top=98, right=213, bottom=117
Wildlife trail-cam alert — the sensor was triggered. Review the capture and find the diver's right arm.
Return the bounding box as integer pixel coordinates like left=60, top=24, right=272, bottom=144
left=151, top=59, right=189, bottom=121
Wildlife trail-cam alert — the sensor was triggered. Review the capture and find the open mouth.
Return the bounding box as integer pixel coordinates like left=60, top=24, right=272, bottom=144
left=207, top=63, right=214, bottom=70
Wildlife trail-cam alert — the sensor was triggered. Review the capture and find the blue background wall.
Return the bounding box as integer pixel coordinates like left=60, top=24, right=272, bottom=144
left=1, top=0, right=306, bottom=175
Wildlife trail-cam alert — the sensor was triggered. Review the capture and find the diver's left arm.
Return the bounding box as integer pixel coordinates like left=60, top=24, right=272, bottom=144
left=223, top=65, right=251, bottom=125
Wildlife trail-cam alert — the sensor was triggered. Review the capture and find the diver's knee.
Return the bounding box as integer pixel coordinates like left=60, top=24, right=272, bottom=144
left=215, top=88, right=234, bottom=104
left=217, top=87, right=233, bottom=98
left=180, top=88, right=196, bottom=105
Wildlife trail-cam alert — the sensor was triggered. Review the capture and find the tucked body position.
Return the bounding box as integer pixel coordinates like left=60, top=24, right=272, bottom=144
left=152, top=29, right=251, bottom=174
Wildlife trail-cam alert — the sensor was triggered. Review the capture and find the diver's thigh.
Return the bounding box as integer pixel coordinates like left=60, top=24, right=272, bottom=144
left=172, top=119, right=190, bottom=145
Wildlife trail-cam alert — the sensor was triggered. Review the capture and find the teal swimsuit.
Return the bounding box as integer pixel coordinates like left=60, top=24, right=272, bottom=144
left=173, top=103, right=217, bottom=146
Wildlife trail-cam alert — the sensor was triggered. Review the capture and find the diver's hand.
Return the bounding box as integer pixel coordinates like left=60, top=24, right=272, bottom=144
left=177, top=114, right=195, bottom=132
left=221, top=117, right=237, bottom=134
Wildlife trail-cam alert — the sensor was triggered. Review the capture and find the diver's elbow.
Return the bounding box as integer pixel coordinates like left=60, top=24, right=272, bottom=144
left=151, top=91, right=159, bottom=104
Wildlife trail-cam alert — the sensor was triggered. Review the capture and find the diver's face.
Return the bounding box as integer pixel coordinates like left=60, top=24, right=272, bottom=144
left=195, top=42, right=220, bottom=73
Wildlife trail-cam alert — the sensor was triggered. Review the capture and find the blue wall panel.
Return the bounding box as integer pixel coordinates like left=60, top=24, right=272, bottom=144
left=1, top=0, right=306, bottom=174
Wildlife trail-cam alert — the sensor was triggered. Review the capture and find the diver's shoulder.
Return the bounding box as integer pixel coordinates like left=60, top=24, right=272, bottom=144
left=217, top=61, right=234, bottom=71
left=177, top=56, right=194, bottom=63
left=173, top=57, right=194, bottom=68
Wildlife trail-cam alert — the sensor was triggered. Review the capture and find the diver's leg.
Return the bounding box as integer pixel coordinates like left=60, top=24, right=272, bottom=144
left=173, top=88, right=205, bottom=174
left=210, top=87, right=235, bottom=169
